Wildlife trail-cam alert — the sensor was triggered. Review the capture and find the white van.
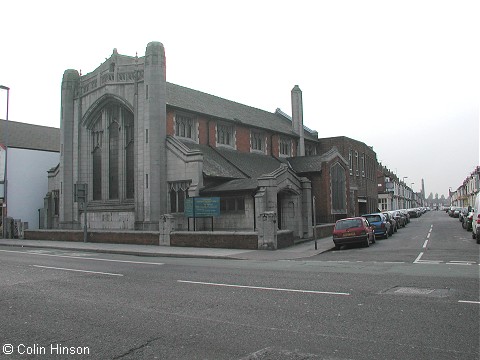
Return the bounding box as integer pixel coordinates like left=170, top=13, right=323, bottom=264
left=472, top=193, right=480, bottom=244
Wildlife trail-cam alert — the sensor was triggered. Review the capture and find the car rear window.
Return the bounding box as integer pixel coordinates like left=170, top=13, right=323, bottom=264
left=335, top=219, right=362, bottom=230
left=365, top=215, right=381, bottom=223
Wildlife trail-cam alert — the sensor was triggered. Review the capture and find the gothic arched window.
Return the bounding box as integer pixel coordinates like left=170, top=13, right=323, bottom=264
left=331, top=162, right=346, bottom=213
left=90, top=102, right=134, bottom=202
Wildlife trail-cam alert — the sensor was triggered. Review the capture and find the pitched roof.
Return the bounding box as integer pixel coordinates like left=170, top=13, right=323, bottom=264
left=0, top=120, right=60, bottom=152
left=166, top=82, right=318, bottom=140
left=180, top=141, right=247, bottom=179
left=214, top=147, right=283, bottom=179
left=288, top=146, right=348, bottom=173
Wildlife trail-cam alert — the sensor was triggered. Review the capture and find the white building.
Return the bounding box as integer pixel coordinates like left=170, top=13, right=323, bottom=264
left=0, top=119, right=59, bottom=234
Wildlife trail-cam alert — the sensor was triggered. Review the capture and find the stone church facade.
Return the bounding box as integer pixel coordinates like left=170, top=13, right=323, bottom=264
left=43, top=41, right=361, bottom=243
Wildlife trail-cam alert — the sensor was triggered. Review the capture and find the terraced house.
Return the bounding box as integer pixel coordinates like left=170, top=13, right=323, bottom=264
left=42, top=41, right=366, bottom=247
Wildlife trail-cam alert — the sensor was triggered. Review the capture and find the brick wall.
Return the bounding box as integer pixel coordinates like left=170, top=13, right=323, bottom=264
left=236, top=126, right=251, bottom=153
left=171, top=231, right=258, bottom=249
left=24, top=230, right=159, bottom=245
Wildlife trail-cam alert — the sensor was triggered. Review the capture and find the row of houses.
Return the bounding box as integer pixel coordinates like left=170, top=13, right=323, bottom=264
left=0, top=41, right=423, bottom=247
left=377, top=166, right=426, bottom=211
left=450, top=166, right=480, bottom=208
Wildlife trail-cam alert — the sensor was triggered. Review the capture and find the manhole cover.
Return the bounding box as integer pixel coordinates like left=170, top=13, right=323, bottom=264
left=381, top=286, right=452, bottom=297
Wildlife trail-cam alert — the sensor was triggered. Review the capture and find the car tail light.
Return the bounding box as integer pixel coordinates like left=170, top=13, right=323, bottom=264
left=476, top=215, right=480, bottom=225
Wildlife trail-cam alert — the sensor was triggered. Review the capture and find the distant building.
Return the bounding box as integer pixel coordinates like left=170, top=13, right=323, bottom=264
left=0, top=119, right=60, bottom=232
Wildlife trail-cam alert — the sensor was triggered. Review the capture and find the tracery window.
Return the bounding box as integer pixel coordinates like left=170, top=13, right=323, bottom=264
left=90, top=103, right=134, bottom=202
left=169, top=181, right=190, bottom=213
left=175, top=112, right=196, bottom=140
left=279, top=137, right=292, bottom=157
left=251, top=131, right=264, bottom=152
left=125, top=113, right=134, bottom=199
left=331, top=163, right=346, bottom=213
left=217, top=123, right=234, bottom=147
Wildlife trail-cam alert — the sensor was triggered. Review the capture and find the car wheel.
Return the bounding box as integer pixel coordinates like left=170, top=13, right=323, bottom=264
left=394, top=225, right=398, bottom=233
left=334, top=244, right=341, bottom=250
left=472, top=232, right=476, bottom=240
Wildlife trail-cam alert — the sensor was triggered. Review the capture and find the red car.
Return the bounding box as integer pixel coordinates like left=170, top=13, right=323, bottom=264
left=332, top=217, right=376, bottom=250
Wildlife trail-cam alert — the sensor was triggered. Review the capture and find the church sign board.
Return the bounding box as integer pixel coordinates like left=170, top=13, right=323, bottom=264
left=184, top=197, right=220, bottom=218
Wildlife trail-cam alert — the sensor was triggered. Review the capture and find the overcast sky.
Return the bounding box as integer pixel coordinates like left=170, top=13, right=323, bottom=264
left=0, top=0, right=478, bottom=198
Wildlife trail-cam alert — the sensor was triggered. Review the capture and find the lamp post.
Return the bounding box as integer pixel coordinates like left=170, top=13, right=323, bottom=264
left=0, top=85, right=9, bottom=239
left=402, top=177, right=408, bottom=209
left=411, top=183, right=415, bottom=208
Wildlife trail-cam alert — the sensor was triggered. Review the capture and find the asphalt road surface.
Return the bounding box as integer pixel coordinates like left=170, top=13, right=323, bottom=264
left=0, top=211, right=478, bottom=359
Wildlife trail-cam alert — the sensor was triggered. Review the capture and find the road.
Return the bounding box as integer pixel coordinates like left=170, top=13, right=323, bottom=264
left=0, top=211, right=478, bottom=359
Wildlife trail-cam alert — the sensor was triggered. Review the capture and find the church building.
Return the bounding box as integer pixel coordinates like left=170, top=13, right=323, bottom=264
left=43, top=41, right=357, bottom=244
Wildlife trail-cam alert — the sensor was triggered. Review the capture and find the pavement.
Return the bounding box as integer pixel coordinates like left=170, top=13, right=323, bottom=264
left=0, top=236, right=334, bottom=261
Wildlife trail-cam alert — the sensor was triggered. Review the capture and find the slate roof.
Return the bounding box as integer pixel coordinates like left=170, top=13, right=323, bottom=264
left=214, top=147, right=283, bottom=179
left=288, top=147, right=347, bottom=173
left=180, top=141, right=247, bottom=179
left=0, top=120, right=60, bottom=152
left=288, top=155, right=324, bottom=173
left=166, top=82, right=318, bottom=140
left=180, top=141, right=285, bottom=193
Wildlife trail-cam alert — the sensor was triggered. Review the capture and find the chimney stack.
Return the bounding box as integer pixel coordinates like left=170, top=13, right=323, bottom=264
left=291, top=85, right=305, bottom=156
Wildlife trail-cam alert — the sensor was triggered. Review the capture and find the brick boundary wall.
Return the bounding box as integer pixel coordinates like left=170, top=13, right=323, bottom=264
left=171, top=231, right=258, bottom=249
left=24, top=230, right=159, bottom=246
left=314, top=224, right=335, bottom=239
left=277, top=230, right=295, bottom=249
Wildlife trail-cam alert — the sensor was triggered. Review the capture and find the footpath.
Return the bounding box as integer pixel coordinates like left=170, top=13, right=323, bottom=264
left=0, top=236, right=334, bottom=261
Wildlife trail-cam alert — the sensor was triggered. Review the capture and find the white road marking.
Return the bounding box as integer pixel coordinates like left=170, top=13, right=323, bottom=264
left=383, top=261, right=405, bottom=264
left=422, top=240, right=429, bottom=248
left=458, top=300, right=480, bottom=304
left=177, top=280, right=351, bottom=296
left=0, top=249, right=164, bottom=265
left=427, top=233, right=431, bottom=239
left=413, top=252, right=424, bottom=263
left=32, top=265, right=123, bottom=276
left=446, top=261, right=472, bottom=266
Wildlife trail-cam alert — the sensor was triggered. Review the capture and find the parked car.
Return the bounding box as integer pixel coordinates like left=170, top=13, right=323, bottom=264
left=459, top=207, right=469, bottom=224
left=407, top=208, right=419, bottom=218
left=362, top=213, right=391, bottom=239
left=399, top=209, right=410, bottom=224
left=463, top=209, right=474, bottom=231
left=383, top=212, right=397, bottom=235
left=389, top=210, right=406, bottom=228
left=472, top=194, right=480, bottom=244
left=332, top=217, right=375, bottom=249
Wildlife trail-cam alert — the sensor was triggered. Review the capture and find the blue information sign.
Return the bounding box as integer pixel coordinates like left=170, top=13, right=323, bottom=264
left=184, top=197, right=220, bottom=217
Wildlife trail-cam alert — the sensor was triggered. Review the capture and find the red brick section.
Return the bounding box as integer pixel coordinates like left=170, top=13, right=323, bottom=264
left=197, top=116, right=208, bottom=145
left=271, top=134, right=279, bottom=157
left=208, top=120, right=216, bottom=146
left=24, top=230, right=159, bottom=245
left=236, top=126, right=251, bottom=152
left=166, top=110, right=175, bottom=136
left=171, top=232, right=258, bottom=249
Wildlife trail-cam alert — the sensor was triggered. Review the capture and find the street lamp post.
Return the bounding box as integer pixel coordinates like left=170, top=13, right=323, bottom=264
left=402, top=177, right=408, bottom=209
left=411, top=183, right=415, bottom=208
left=0, top=85, right=9, bottom=239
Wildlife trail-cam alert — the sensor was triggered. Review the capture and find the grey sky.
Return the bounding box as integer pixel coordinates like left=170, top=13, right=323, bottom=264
left=0, top=0, right=478, bottom=198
